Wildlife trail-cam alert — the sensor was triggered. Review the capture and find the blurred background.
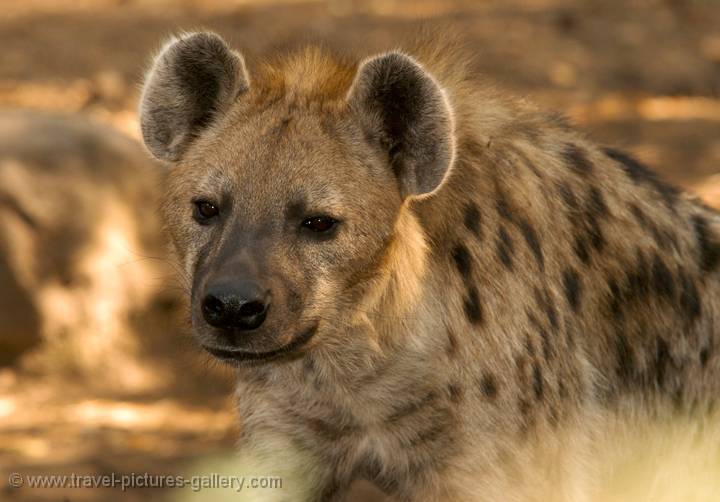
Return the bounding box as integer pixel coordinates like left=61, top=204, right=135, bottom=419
left=1, top=0, right=719, bottom=500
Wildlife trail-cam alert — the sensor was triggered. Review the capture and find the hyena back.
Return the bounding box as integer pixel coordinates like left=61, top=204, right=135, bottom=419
left=139, top=32, right=720, bottom=501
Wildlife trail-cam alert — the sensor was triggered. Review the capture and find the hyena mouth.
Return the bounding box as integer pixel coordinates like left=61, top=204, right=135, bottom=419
left=201, top=323, right=319, bottom=363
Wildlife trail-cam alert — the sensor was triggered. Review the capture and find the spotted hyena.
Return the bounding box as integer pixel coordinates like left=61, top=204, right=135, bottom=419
left=139, top=32, right=720, bottom=501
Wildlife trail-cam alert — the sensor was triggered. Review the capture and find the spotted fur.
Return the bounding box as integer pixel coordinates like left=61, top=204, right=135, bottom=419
left=140, top=32, right=720, bottom=501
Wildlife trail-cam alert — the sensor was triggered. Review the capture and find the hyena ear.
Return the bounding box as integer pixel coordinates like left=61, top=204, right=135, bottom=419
left=139, top=32, right=249, bottom=162
left=347, top=51, right=455, bottom=197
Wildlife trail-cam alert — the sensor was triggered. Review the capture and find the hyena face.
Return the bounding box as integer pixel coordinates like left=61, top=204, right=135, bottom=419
left=163, top=106, right=405, bottom=359
left=140, top=33, right=454, bottom=362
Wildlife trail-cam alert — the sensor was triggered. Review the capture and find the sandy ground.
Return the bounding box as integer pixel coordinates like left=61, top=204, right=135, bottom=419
left=1, top=0, right=719, bottom=500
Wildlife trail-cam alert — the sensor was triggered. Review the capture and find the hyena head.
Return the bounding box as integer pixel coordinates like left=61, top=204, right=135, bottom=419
left=139, top=32, right=454, bottom=363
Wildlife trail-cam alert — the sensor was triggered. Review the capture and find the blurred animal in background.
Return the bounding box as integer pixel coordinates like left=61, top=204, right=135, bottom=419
left=140, top=32, right=720, bottom=501
left=0, top=110, right=176, bottom=391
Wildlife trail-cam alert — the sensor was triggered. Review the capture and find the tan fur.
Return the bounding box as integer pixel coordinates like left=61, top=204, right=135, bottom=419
left=254, top=47, right=357, bottom=103
left=355, top=202, right=429, bottom=327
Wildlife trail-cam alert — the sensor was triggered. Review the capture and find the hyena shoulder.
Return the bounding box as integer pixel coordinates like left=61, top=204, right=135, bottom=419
left=411, top=44, right=720, bottom=409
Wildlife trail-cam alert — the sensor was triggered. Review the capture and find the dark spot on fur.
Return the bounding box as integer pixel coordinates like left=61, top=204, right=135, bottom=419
left=588, top=186, right=609, bottom=217
left=700, top=346, right=711, bottom=368
left=608, top=278, right=623, bottom=320
left=451, top=243, right=473, bottom=278
left=524, top=333, right=536, bottom=358
left=539, top=327, right=553, bottom=361
left=629, top=203, right=648, bottom=227
left=604, top=148, right=679, bottom=210
left=518, top=397, right=531, bottom=417
left=608, top=248, right=656, bottom=320
left=407, top=415, right=453, bottom=448
left=497, top=226, right=515, bottom=270
left=447, top=383, right=464, bottom=404
left=573, top=234, right=591, bottom=264
left=527, top=310, right=553, bottom=361
left=629, top=203, right=672, bottom=251
left=387, top=390, right=439, bottom=423
left=563, top=143, right=594, bottom=175
left=479, top=373, right=498, bottom=400
left=586, top=212, right=605, bottom=252
left=651, top=254, right=675, bottom=299
left=464, top=203, right=482, bottom=238
left=534, top=287, right=559, bottom=330
left=527, top=311, right=543, bottom=330
left=446, top=329, right=459, bottom=358
left=518, top=398, right=535, bottom=435
left=459, top=137, right=487, bottom=159
left=463, top=286, right=484, bottom=325
left=628, top=249, right=651, bottom=299
left=692, top=215, right=720, bottom=272
left=519, top=219, right=544, bottom=270
left=678, top=270, right=702, bottom=321
left=304, top=415, right=357, bottom=441
left=397, top=405, right=459, bottom=453
left=568, top=188, right=607, bottom=265
left=532, top=364, right=544, bottom=400
left=496, top=193, right=514, bottom=221
left=654, top=337, right=671, bottom=389
left=557, top=182, right=579, bottom=210
left=562, top=268, right=582, bottom=312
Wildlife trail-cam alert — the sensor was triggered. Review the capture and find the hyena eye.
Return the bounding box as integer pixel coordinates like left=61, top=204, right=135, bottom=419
left=193, top=200, right=220, bottom=223
left=301, top=216, right=338, bottom=233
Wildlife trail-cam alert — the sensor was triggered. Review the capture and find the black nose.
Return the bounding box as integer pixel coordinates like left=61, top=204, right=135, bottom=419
left=201, top=281, right=270, bottom=331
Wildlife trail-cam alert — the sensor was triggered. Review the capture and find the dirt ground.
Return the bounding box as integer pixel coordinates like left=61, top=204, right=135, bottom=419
left=1, top=0, right=720, bottom=501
